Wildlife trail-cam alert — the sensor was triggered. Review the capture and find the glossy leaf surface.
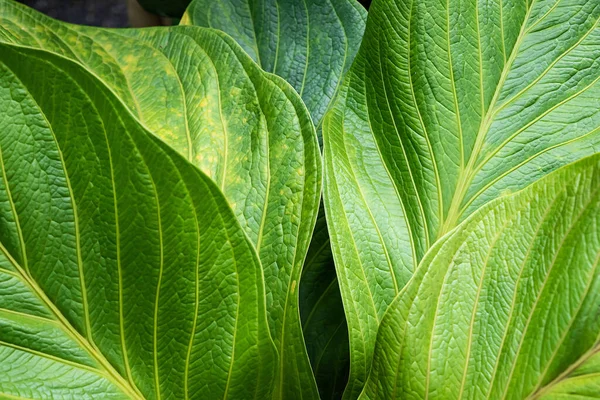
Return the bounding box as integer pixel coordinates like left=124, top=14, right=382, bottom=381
left=323, top=0, right=600, bottom=396
left=182, top=0, right=367, bottom=127
left=0, top=2, right=322, bottom=398
left=362, top=155, right=600, bottom=399
left=181, top=0, right=366, bottom=395
left=0, top=42, right=275, bottom=399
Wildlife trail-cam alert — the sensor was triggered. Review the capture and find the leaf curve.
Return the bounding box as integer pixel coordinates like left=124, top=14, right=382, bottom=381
left=0, top=42, right=276, bottom=399
left=0, top=3, right=322, bottom=397
left=180, top=2, right=367, bottom=395
left=323, top=0, right=600, bottom=396
left=181, top=0, right=367, bottom=128
left=300, top=207, right=350, bottom=400
left=361, top=154, right=600, bottom=400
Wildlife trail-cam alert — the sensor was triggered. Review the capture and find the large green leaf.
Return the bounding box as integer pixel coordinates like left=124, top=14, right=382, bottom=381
left=323, top=0, right=600, bottom=397
left=181, top=0, right=367, bottom=128
left=0, top=2, right=322, bottom=398
left=0, top=42, right=276, bottom=399
left=361, top=155, right=600, bottom=399
left=181, top=1, right=367, bottom=396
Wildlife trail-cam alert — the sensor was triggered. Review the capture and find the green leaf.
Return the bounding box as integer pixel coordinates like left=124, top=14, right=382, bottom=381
left=0, top=2, right=322, bottom=397
left=300, top=207, right=350, bottom=400
left=181, top=0, right=366, bottom=395
left=181, top=0, right=367, bottom=127
left=323, top=0, right=600, bottom=396
left=361, top=155, right=600, bottom=399
left=0, top=42, right=276, bottom=399
left=537, top=351, right=600, bottom=399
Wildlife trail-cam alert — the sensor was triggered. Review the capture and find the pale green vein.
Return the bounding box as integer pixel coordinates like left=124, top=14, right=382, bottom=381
left=184, top=187, right=202, bottom=400
left=531, top=251, right=600, bottom=395
left=298, top=0, right=310, bottom=97
left=8, top=4, right=77, bottom=59
left=0, top=392, right=34, bottom=400
left=350, top=72, right=401, bottom=293
left=499, top=185, right=600, bottom=400
left=6, top=66, right=93, bottom=342
left=220, top=216, right=241, bottom=400
left=0, top=140, right=27, bottom=274
left=406, top=0, right=444, bottom=236
left=0, top=307, right=57, bottom=324
left=77, top=71, right=135, bottom=390
left=376, top=37, right=429, bottom=255
left=494, top=14, right=600, bottom=114
left=203, top=46, right=229, bottom=191
left=0, top=242, right=142, bottom=400
left=424, top=234, right=479, bottom=400
left=462, top=124, right=600, bottom=216
left=499, top=0, right=506, bottom=64
left=0, top=339, right=105, bottom=375
left=122, top=29, right=193, bottom=161
left=475, top=0, right=485, bottom=117
left=485, top=194, right=564, bottom=398
left=446, top=0, right=464, bottom=171
left=277, top=140, right=310, bottom=399
left=325, top=126, right=378, bottom=330
left=530, top=352, right=600, bottom=399
left=472, top=71, right=600, bottom=178
left=440, top=0, right=538, bottom=234
left=457, top=217, right=515, bottom=399
left=151, top=174, right=164, bottom=400
left=388, top=240, right=446, bottom=400
left=524, top=0, right=564, bottom=34
left=246, top=1, right=263, bottom=67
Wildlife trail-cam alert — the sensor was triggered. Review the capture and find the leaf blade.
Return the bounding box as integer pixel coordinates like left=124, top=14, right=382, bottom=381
left=0, top=42, right=276, bottom=399
left=323, top=1, right=600, bottom=395
left=360, top=155, right=600, bottom=400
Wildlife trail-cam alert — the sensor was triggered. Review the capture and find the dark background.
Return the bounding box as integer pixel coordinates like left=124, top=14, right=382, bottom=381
left=18, top=0, right=372, bottom=27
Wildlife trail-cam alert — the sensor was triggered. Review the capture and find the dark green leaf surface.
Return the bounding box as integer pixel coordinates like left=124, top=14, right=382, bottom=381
left=361, top=155, right=600, bottom=399
left=300, top=207, right=350, bottom=400
left=182, top=0, right=367, bottom=128
left=0, top=42, right=275, bottom=399
left=0, top=3, right=322, bottom=397
left=323, top=0, right=600, bottom=396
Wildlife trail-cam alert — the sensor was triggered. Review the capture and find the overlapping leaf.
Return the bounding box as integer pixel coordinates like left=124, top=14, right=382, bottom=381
left=362, top=155, right=600, bottom=399
left=182, top=0, right=367, bottom=128
left=181, top=1, right=367, bottom=396
left=0, top=1, right=322, bottom=398
left=0, top=42, right=275, bottom=399
left=300, top=208, right=350, bottom=400
left=323, top=0, right=600, bottom=397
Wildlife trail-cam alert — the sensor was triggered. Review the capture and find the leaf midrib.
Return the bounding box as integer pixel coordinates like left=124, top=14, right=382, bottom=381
left=438, top=0, right=538, bottom=237
left=0, top=242, right=143, bottom=400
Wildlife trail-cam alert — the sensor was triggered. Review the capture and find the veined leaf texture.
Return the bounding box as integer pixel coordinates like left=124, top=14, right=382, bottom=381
left=323, top=0, right=600, bottom=397
left=182, top=0, right=368, bottom=397
left=3, top=0, right=600, bottom=398
left=362, top=155, right=600, bottom=399
left=0, top=42, right=275, bottom=399
left=0, top=0, right=327, bottom=398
